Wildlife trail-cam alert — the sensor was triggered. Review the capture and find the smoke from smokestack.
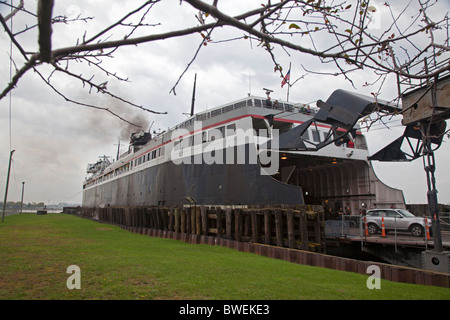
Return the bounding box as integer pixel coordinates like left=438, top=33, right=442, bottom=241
left=78, top=87, right=152, bottom=144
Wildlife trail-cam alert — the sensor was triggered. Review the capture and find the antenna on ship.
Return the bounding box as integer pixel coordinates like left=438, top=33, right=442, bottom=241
left=148, top=121, right=154, bottom=134
left=190, top=73, right=197, bottom=117
left=263, top=88, right=273, bottom=98
left=263, top=88, right=273, bottom=107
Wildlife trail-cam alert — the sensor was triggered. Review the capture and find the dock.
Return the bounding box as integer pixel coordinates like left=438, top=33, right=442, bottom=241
left=78, top=205, right=326, bottom=252
left=66, top=206, right=450, bottom=288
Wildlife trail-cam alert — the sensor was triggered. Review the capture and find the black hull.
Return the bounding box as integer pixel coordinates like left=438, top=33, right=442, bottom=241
left=82, top=150, right=304, bottom=207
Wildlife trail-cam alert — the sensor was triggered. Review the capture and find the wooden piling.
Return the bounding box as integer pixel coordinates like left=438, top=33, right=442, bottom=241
left=234, top=209, right=243, bottom=241
left=225, top=208, right=232, bottom=239
left=264, top=210, right=271, bottom=245
left=174, top=208, right=180, bottom=233
left=300, top=211, right=309, bottom=250
left=275, top=209, right=283, bottom=247
left=186, top=207, right=192, bottom=234
left=251, top=211, right=258, bottom=243
left=168, top=207, right=174, bottom=231
left=180, top=208, right=186, bottom=233
left=216, top=207, right=223, bottom=238
left=201, top=206, right=208, bottom=236
left=287, top=209, right=296, bottom=249
left=195, top=206, right=201, bottom=235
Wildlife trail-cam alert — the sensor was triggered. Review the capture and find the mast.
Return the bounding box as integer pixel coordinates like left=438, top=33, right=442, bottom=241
left=287, top=62, right=291, bottom=102
left=116, top=139, right=121, bottom=161
left=190, top=73, right=197, bottom=117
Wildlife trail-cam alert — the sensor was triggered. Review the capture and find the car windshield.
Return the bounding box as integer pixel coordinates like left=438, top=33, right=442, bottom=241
left=397, top=209, right=415, bottom=217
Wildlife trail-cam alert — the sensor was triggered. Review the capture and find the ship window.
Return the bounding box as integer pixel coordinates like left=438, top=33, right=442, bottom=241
left=312, top=129, right=321, bottom=142
left=222, top=104, right=234, bottom=113
left=234, top=100, right=247, bottom=109
left=218, top=126, right=225, bottom=138
left=160, top=146, right=165, bottom=156
left=193, top=133, right=201, bottom=145
left=209, top=128, right=223, bottom=141
left=202, top=131, right=207, bottom=143
left=272, top=120, right=293, bottom=134
left=211, top=109, right=222, bottom=117
left=252, top=117, right=269, bottom=136
left=226, top=124, right=236, bottom=136
left=284, top=103, right=293, bottom=112
left=301, top=130, right=309, bottom=140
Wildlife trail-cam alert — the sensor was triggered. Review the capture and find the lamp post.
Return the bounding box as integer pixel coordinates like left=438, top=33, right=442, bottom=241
left=2, top=150, right=15, bottom=222
left=20, top=181, right=25, bottom=214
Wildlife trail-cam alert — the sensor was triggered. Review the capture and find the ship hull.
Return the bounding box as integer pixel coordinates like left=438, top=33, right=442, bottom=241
left=82, top=146, right=304, bottom=207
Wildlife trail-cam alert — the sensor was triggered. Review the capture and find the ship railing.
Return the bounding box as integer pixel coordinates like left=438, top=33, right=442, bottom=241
left=167, top=97, right=321, bottom=139
left=181, top=98, right=318, bottom=130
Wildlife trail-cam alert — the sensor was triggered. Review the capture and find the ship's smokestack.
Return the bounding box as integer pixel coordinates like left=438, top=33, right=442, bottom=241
left=190, top=73, right=197, bottom=117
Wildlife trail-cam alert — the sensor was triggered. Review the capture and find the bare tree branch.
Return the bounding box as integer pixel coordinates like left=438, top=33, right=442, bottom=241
left=2, top=0, right=24, bottom=21
left=51, top=62, right=167, bottom=115
left=33, top=68, right=143, bottom=128
left=37, top=0, right=54, bottom=63
left=0, top=12, right=31, bottom=61
left=170, top=27, right=215, bottom=95
left=0, top=55, right=39, bottom=100
left=0, top=0, right=449, bottom=131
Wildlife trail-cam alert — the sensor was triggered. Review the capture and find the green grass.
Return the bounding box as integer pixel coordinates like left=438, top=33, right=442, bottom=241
left=0, top=213, right=449, bottom=300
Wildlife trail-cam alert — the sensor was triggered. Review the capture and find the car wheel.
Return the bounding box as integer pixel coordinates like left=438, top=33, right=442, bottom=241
left=410, top=224, right=424, bottom=237
left=367, top=223, right=379, bottom=235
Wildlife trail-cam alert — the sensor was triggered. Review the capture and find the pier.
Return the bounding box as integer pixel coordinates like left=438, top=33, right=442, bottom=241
left=67, top=206, right=450, bottom=288
left=325, top=217, right=450, bottom=271
left=78, top=205, right=326, bottom=253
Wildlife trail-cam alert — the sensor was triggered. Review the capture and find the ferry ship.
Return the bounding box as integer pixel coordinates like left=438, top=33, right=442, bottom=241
left=82, top=90, right=405, bottom=214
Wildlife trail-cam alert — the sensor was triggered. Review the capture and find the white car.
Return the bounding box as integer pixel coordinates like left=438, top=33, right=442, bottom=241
left=365, top=209, right=432, bottom=237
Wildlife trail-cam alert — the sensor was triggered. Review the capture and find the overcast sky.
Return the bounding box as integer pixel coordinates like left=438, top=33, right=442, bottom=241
left=0, top=0, right=449, bottom=206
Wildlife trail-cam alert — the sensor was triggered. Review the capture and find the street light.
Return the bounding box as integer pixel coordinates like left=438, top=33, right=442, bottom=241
left=20, top=182, right=25, bottom=214
left=2, top=150, right=15, bottom=222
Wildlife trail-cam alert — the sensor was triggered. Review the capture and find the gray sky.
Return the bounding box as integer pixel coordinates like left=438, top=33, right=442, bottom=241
left=1, top=0, right=449, bottom=206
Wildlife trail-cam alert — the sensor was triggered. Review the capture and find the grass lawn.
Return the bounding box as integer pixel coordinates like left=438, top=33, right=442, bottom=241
left=0, top=213, right=449, bottom=300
